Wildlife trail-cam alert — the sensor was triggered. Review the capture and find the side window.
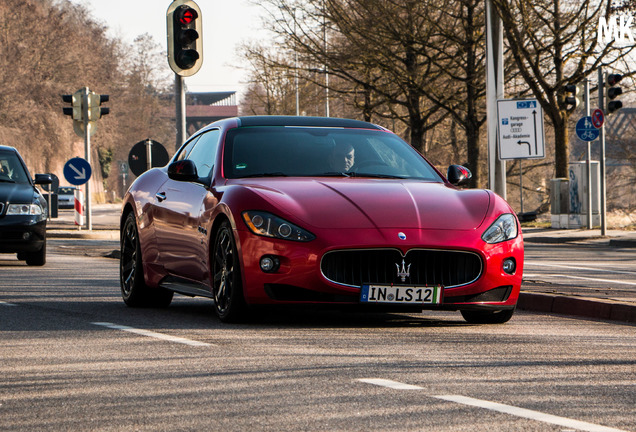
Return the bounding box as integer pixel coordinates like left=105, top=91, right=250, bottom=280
left=175, top=135, right=201, bottom=161
left=187, top=129, right=221, bottom=179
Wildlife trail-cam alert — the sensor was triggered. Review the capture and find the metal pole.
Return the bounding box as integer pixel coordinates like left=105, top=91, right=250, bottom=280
left=81, top=87, right=92, bottom=231
left=325, top=67, right=330, bottom=117
left=519, top=160, right=524, bottom=213
left=145, top=139, right=153, bottom=171
left=294, top=9, right=300, bottom=116
left=584, top=79, right=593, bottom=229
left=486, top=0, right=506, bottom=198
left=175, top=74, right=187, bottom=150
left=598, top=68, right=607, bottom=235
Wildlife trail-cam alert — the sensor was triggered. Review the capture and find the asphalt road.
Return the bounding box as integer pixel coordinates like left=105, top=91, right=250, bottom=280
left=1, top=247, right=635, bottom=431
left=524, top=242, right=636, bottom=303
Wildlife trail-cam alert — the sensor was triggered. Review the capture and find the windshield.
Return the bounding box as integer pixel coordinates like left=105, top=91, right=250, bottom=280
left=0, top=151, right=30, bottom=184
left=223, top=126, right=443, bottom=181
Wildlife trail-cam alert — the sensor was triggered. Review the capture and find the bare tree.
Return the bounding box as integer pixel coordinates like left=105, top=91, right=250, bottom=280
left=490, top=0, right=635, bottom=178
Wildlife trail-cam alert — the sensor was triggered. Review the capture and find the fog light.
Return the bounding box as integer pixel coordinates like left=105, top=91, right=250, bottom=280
left=22, top=232, right=31, bottom=240
left=260, top=256, right=280, bottom=273
left=502, top=258, right=516, bottom=275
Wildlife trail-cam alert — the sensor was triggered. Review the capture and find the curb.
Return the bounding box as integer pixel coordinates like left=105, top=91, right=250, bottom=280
left=47, top=230, right=119, bottom=240
left=518, top=292, right=636, bottom=323
left=609, top=238, right=636, bottom=248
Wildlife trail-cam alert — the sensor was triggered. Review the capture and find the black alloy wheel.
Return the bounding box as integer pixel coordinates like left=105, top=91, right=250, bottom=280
left=25, top=241, right=46, bottom=266
left=120, top=212, right=173, bottom=307
left=212, top=221, right=246, bottom=322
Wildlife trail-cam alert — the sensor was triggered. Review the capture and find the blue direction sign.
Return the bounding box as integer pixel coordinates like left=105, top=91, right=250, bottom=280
left=63, top=157, right=92, bottom=186
left=575, top=116, right=599, bottom=142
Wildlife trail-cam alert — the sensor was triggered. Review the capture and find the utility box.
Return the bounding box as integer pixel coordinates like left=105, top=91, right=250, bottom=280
left=568, top=161, right=600, bottom=228
left=550, top=178, right=569, bottom=228
left=550, top=162, right=600, bottom=229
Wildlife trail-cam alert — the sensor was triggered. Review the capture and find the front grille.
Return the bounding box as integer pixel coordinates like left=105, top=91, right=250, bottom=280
left=321, top=249, right=482, bottom=288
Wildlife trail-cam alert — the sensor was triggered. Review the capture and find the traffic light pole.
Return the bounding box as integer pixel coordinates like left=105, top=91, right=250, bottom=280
left=486, top=0, right=506, bottom=198
left=175, top=74, right=186, bottom=150
left=81, top=87, right=93, bottom=231
left=584, top=79, right=592, bottom=230
left=598, top=67, right=607, bottom=235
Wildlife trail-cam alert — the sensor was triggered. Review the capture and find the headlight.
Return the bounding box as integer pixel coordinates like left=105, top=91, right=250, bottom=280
left=6, top=203, right=43, bottom=216
left=242, top=211, right=315, bottom=242
left=482, top=214, right=518, bottom=244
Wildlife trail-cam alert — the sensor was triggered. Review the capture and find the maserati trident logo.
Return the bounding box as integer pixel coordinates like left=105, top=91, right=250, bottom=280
left=395, top=259, right=411, bottom=282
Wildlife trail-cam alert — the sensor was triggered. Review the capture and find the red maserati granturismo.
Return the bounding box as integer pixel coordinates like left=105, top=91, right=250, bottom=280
left=120, top=116, right=523, bottom=323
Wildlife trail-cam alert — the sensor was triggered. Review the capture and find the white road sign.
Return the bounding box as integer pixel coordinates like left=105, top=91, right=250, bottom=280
left=497, top=99, right=545, bottom=160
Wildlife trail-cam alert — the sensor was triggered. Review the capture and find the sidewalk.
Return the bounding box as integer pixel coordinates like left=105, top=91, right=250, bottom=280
left=45, top=223, right=636, bottom=324
left=519, top=227, right=636, bottom=323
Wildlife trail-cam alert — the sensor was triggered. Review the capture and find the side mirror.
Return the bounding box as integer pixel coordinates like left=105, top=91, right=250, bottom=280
left=168, top=160, right=199, bottom=182
left=447, top=165, right=472, bottom=186
left=34, top=174, right=52, bottom=185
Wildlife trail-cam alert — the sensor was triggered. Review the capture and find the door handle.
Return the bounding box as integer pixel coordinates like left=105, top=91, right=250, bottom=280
left=156, top=192, right=166, bottom=202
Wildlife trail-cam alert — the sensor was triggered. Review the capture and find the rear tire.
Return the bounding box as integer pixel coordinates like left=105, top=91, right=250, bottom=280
left=120, top=212, right=173, bottom=308
left=211, top=221, right=246, bottom=322
left=461, top=308, right=515, bottom=324
left=25, top=241, right=46, bottom=266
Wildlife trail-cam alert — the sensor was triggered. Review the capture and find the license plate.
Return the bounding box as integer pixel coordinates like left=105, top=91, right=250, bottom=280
left=360, top=284, right=442, bottom=305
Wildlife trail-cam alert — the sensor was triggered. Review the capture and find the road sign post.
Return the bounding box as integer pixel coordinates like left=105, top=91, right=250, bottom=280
left=497, top=99, right=545, bottom=214
left=497, top=99, right=545, bottom=160
left=63, top=157, right=92, bottom=231
left=128, top=140, right=169, bottom=177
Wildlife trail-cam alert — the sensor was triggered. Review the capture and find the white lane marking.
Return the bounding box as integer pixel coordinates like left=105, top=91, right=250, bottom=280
left=92, top=322, right=212, bottom=347
left=523, top=273, right=636, bottom=286
left=525, top=261, right=636, bottom=277
left=357, top=378, right=424, bottom=390
left=358, top=379, right=628, bottom=432
left=433, top=395, right=628, bottom=432
left=0, top=300, right=17, bottom=306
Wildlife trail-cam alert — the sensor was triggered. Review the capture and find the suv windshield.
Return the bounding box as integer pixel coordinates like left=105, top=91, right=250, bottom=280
left=0, top=151, right=29, bottom=184
left=223, top=126, right=443, bottom=181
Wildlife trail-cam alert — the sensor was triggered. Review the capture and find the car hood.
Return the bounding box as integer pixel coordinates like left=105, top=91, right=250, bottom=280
left=0, top=182, right=39, bottom=204
left=238, top=179, right=491, bottom=230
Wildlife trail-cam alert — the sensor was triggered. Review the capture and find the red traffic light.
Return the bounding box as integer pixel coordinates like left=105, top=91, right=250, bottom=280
left=607, top=74, right=623, bottom=86
left=177, top=7, right=197, bottom=25
left=167, top=0, right=203, bottom=76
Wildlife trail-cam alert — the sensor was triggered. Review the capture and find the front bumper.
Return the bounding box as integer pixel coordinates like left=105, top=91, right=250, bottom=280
left=235, top=226, right=524, bottom=311
left=0, top=217, right=47, bottom=253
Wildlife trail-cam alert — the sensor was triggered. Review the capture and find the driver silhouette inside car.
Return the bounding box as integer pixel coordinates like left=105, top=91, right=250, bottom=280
left=328, top=142, right=355, bottom=173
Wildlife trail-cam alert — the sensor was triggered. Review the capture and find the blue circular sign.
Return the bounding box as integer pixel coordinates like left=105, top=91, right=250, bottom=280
left=575, top=116, right=599, bottom=142
left=63, top=157, right=92, bottom=186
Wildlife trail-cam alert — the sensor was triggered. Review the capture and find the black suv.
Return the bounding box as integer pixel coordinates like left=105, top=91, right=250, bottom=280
left=0, top=145, right=51, bottom=265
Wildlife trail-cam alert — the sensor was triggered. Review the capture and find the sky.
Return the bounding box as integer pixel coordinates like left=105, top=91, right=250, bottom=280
left=71, top=0, right=268, bottom=100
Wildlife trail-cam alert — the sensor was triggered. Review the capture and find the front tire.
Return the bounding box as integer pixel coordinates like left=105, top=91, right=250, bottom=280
left=25, top=241, right=46, bottom=266
left=120, top=212, right=173, bottom=308
left=211, top=221, right=246, bottom=322
left=461, top=308, right=515, bottom=324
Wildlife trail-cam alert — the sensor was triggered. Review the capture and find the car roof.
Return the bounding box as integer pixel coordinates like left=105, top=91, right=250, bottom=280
left=0, top=145, right=18, bottom=153
left=235, top=116, right=385, bottom=130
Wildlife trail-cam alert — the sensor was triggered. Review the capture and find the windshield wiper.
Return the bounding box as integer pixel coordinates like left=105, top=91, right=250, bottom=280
left=0, top=178, right=15, bottom=183
left=353, top=172, right=406, bottom=179
left=239, top=172, right=288, bottom=178
left=318, top=171, right=354, bottom=177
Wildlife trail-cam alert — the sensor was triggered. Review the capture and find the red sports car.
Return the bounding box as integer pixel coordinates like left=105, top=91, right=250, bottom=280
left=120, top=116, right=523, bottom=323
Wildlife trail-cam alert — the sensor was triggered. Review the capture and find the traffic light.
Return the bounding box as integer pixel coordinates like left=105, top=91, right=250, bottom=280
left=87, top=93, right=110, bottom=121
left=606, top=73, right=623, bottom=115
left=61, top=93, right=82, bottom=121
left=167, top=0, right=203, bottom=76
left=563, top=84, right=580, bottom=112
